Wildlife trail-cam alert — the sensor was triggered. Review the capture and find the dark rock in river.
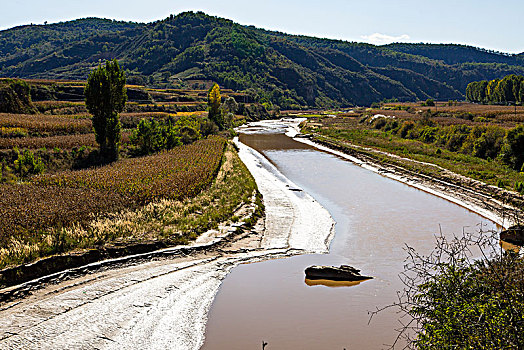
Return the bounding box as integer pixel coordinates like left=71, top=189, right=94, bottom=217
left=305, top=265, right=373, bottom=281
left=500, top=225, right=524, bottom=246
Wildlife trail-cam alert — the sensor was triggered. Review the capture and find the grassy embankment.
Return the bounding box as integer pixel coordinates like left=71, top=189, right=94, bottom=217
left=300, top=103, right=524, bottom=203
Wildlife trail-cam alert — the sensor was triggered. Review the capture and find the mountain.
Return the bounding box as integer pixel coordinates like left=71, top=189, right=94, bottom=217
left=384, top=43, right=524, bottom=66
left=1, top=12, right=524, bottom=107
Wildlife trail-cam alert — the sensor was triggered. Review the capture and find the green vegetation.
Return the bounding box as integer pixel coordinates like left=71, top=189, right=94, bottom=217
left=13, top=148, right=45, bottom=178
left=385, top=230, right=524, bottom=349
left=2, top=12, right=524, bottom=107
left=384, top=43, right=524, bottom=66
left=0, top=79, right=37, bottom=114
left=0, top=72, right=258, bottom=272
left=467, top=74, right=524, bottom=104
left=504, top=125, right=524, bottom=171
left=85, top=59, right=127, bottom=160
left=130, top=116, right=205, bottom=155
left=49, top=142, right=261, bottom=249
left=414, top=254, right=524, bottom=348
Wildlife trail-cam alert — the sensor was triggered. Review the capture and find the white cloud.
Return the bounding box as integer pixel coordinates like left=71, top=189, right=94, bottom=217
left=360, top=33, right=411, bottom=45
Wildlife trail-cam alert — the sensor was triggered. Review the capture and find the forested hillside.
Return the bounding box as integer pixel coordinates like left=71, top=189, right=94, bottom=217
left=385, top=43, right=524, bottom=66
left=1, top=12, right=523, bottom=107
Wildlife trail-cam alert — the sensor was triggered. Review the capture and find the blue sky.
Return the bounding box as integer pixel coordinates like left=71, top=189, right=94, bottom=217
left=2, top=0, right=522, bottom=53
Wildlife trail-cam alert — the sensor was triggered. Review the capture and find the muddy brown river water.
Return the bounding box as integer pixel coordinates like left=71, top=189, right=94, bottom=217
left=201, top=131, right=497, bottom=350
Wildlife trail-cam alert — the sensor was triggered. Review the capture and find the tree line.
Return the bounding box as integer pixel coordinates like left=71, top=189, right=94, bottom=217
left=466, top=74, right=524, bottom=104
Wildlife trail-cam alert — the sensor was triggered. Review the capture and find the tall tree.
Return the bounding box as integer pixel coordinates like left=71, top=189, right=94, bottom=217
left=85, top=60, right=127, bottom=160
left=208, top=83, right=223, bottom=129
left=486, top=79, right=500, bottom=103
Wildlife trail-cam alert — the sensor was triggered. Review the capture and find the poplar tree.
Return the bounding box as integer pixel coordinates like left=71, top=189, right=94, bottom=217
left=207, top=83, right=223, bottom=129
left=85, top=59, right=127, bottom=160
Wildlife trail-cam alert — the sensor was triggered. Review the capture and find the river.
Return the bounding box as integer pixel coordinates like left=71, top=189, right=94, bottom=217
left=201, top=124, right=497, bottom=349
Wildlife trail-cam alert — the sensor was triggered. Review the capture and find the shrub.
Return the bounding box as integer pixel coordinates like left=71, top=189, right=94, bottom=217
left=13, top=148, right=45, bottom=178
left=130, top=116, right=204, bottom=155
left=502, top=124, right=524, bottom=171
left=131, top=118, right=181, bottom=155
left=515, top=181, right=524, bottom=194
left=0, top=79, right=37, bottom=114
left=0, top=161, right=15, bottom=183
left=372, top=117, right=387, bottom=129
left=377, top=229, right=524, bottom=349
left=199, top=117, right=219, bottom=137
left=420, top=126, right=439, bottom=143
left=397, top=121, right=414, bottom=138
left=383, top=119, right=399, bottom=132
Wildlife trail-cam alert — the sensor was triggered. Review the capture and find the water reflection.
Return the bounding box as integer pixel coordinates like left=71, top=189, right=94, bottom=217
left=304, top=278, right=367, bottom=288
left=500, top=239, right=522, bottom=253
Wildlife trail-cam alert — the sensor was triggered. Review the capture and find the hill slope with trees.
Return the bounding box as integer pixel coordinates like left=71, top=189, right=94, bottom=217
left=1, top=12, right=524, bottom=107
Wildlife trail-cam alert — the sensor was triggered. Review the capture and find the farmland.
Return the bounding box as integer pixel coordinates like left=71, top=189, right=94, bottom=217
left=36, top=137, right=226, bottom=204
left=0, top=78, right=260, bottom=269
left=0, top=137, right=257, bottom=268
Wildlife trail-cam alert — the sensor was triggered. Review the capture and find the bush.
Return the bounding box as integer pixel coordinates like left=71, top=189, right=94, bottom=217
left=199, top=117, right=219, bottom=137
left=130, top=116, right=204, bottom=155
left=397, top=121, right=414, bottom=138
left=515, top=181, right=524, bottom=194
left=372, top=117, right=387, bottom=129
left=13, top=148, right=45, bottom=178
left=425, top=99, right=435, bottom=106
left=0, top=161, right=15, bottom=183
left=420, top=126, right=439, bottom=143
left=376, top=229, right=524, bottom=349
left=383, top=119, right=399, bottom=132
left=358, top=115, right=370, bottom=124
left=502, top=124, right=524, bottom=171
left=130, top=118, right=181, bottom=155
left=0, top=79, right=37, bottom=114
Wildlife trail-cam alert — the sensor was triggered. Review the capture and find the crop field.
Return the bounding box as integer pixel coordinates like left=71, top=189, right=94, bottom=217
left=0, top=113, right=92, bottom=135
left=0, top=136, right=227, bottom=267
left=381, top=102, right=524, bottom=125
left=0, top=184, right=128, bottom=247
left=0, top=78, right=252, bottom=269
left=34, top=101, right=86, bottom=113
left=37, top=137, right=226, bottom=204
left=0, top=132, right=132, bottom=150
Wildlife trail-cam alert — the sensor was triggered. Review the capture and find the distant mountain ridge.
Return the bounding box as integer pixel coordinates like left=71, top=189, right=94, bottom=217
left=384, top=43, right=523, bottom=66
left=1, top=12, right=523, bottom=107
